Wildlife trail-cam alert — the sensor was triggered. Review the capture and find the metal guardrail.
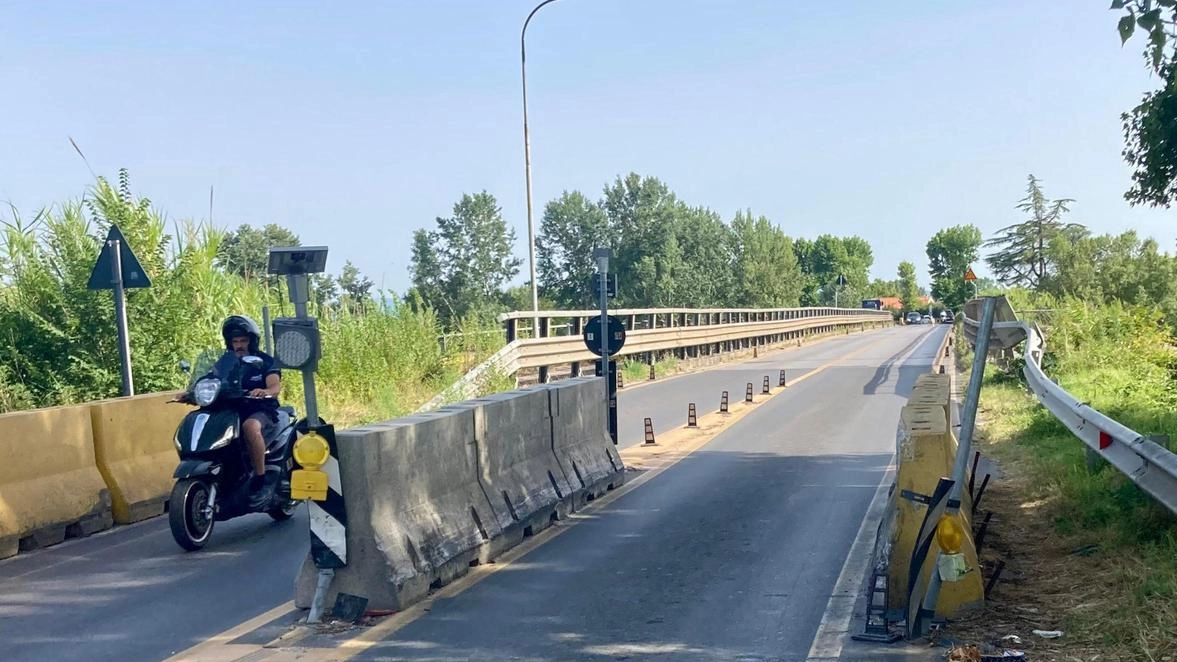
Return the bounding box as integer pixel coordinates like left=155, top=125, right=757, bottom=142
left=419, top=306, right=893, bottom=412
left=961, top=296, right=1177, bottom=516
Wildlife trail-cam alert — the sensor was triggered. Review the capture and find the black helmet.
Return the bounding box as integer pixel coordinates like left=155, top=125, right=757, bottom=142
left=221, top=314, right=261, bottom=353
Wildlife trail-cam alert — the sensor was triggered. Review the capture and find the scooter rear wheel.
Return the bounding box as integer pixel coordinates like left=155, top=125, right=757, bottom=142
left=169, top=478, right=215, bottom=551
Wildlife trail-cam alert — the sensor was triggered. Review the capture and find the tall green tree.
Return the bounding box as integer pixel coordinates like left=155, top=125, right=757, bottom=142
left=600, top=173, right=683, bottom=307
left=897, top=260, right=919, bottom=311
left=985, top=175, right=1086, bottom=289
left=671, top=205, right=737, bottom=307
left=216, top=223, right=301, bottom=282
left=806, top=235, right=873, bottom=306
left=408, top=191, right=521, bottom=324
left=337, top=260, right=374, bottom=313
left=730, top=210, right=803, bottom=307
left=536, top=191, right=610, bottom=308
left=1046, top=230, right=1177, bottom=309
left=926, top=224, right=982, bottom=311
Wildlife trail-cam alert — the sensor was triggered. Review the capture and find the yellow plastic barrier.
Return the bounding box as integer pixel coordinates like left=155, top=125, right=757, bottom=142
left=0, top=404, right=112, bottom=559
left=89, top=393, right=188, bottom=524
left=887, top=402, right=984, bottom=618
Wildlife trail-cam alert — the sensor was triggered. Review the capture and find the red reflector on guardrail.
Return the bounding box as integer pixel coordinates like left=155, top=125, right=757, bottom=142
left=1099, top=430, right=1113, bottom=450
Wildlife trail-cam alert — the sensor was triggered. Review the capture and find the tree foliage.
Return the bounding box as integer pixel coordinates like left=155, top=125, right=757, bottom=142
left=926, top=224, right=982, bottom=311
left=984, top=175, right=1086, bottom=289
left=731, top=210, right=803, bottom=307
left=898, top=261, right=920, bottom=311
left=216, top=223, right=301, bottom=283
left=409, top=191, right=522, bottom=324
left=534, top=173, right=867, bottom=311
left=1109, top=1, right=1177, bottom=206
left=0, top=170, right=405, bottom=414
left=537, top=191, right=609, bottom=309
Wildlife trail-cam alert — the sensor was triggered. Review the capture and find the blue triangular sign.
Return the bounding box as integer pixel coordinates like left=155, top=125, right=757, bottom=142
left=87, top=224, right=152, bottom=290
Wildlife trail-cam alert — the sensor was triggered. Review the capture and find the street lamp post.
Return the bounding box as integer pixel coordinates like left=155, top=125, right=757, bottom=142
left=522, top=0, right=559, bottom=338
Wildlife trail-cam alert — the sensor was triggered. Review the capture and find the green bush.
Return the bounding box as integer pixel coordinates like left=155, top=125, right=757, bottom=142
left=0, top=171, right=504, bottom=425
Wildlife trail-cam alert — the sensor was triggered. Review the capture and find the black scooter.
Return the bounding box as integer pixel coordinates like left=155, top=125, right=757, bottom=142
left=168, top=350, right=300, bottom=551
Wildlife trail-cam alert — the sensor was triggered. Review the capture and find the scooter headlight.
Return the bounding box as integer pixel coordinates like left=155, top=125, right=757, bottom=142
left=209, top=425, right=236, bottom=450
left=193, top=379, right=221, bottom=407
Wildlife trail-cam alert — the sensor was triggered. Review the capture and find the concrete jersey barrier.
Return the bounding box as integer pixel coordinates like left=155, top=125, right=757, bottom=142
left=294, top=377, right=625, bottom=612
left=0, top=404, right=113, bottom=559
left=544, top=377, right=626, bottom=508
left=467, top=389, right=571, bottom=546
left=90, top=393, right=187, bottom=524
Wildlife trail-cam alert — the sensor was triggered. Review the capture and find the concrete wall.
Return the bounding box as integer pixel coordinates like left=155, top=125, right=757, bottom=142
left=296, top=376, right=625, bottom=611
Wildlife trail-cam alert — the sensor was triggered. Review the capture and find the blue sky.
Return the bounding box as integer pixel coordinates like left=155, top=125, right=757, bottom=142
left=1, top=1, right=1172, bottom=294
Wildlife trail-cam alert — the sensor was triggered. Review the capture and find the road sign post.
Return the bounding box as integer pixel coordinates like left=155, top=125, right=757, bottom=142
left=109, top=240, right=133, bottom=396
left=87, top=225, right=152, bottom=397
left=589, top=247, right=622, bottom=444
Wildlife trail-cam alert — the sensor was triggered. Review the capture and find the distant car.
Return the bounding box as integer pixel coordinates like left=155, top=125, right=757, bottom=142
left=921, top=315, right=933, bottom=325
left=939, top=311, right=953, bottom=323
left=905, top=312, right=922, bottom=325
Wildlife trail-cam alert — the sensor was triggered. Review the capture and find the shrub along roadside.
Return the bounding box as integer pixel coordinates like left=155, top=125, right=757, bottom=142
left=0, top=171, right=505, bottom=427
left=947, top=298, right=1177, bottom=659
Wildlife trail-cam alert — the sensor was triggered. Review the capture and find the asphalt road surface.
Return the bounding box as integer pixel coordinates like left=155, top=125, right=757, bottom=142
left=0, top=323, right=945, bottom=662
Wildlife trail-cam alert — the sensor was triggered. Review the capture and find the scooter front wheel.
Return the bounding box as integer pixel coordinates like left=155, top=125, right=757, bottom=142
left=267, top=499, right=299, bottom=521
left=169, top=478, right=215, bottom=551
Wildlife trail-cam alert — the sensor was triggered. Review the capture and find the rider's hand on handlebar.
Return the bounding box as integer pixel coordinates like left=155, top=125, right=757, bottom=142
left=248, top=389, right=273, bottom=399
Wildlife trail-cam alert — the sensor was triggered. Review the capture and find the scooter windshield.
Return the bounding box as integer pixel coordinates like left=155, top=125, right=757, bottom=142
left=185, top=349, right=243, bottom=391
left=210, top=351, right=245, bottom=389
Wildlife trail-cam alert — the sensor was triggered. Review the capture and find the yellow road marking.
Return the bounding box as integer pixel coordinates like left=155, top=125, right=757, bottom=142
left=171, top=326, right=918, bottom=662
left=162, top=601, right=296, bottom=661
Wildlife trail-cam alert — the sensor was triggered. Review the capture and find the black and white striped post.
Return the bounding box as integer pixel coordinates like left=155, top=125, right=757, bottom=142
left=306, top=423, right=347, bottom=570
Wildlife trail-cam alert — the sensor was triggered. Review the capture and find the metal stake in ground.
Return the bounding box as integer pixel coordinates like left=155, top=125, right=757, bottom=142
left=913, top=296, right=997, bottom=638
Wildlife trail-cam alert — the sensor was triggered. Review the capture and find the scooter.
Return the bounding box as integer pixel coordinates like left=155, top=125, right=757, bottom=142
left=168, top=349, right=300, bottom=551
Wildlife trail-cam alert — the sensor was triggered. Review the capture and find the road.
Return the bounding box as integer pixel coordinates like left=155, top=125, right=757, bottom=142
left=0, top=323, right=946, bottom=662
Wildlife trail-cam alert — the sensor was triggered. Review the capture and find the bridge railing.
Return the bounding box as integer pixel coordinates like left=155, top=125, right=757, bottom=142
left=961, top=296, right=1177, bottom=516
left=418, top=306, right=894, bottom=411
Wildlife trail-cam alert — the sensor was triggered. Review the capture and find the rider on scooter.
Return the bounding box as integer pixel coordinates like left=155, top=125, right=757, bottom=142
left=219, top=314, right=283, bottom=509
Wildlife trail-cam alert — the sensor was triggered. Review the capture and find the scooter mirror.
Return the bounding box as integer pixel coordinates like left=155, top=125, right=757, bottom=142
left=179, top=360, right=191, bottom=373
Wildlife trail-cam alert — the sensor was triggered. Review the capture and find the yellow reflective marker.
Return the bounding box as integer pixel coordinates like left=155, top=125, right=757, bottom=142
left=293, top=432, right=330, bottom=469
left=291, top=432, right=330, bottom=501
left=934, top=514, right=964, bottom=554
left=935, top=514, right=971, bottom=582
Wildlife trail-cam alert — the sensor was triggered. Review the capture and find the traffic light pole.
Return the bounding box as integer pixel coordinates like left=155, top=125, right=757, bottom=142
left=285, top=272, right=320, bottom=432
